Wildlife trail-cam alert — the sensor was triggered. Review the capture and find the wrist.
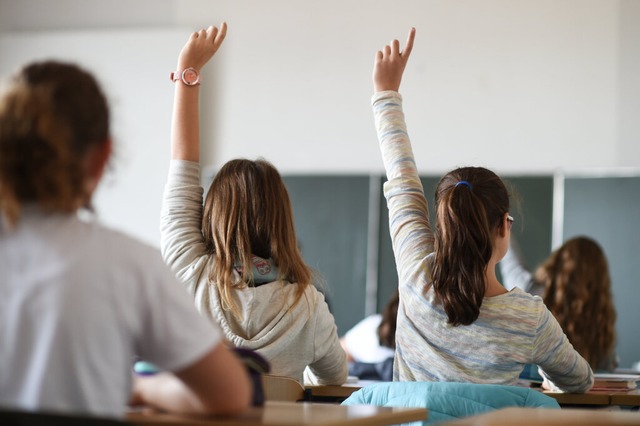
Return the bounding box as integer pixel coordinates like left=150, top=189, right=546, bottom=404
left=171, top=67, right=201, bottom=86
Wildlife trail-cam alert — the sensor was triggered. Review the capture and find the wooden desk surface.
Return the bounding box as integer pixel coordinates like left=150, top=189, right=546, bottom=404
left=127, top=401, right=428, bottom=426
left=544, top=389, right=640, bottom=406
left=444, top=407, right=640, bottom=426
left=543, top=390, right=612, bottom=405
left=610, top=389, right=640, bottom=406
left=305, top=382, right=367, bottom=399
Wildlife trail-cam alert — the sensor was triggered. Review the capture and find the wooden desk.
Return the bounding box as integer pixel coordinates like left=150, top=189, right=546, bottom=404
left=610, top=390, right=640, bottom=407
left=543, top=390, right=612, bottom=406
left=127, top=401, right=428, bottom=426
left=544, top=389, right=640, bottom=407
left=304, top=380, right=375, bottom=402
left=444, top=407, right=640, bottom=426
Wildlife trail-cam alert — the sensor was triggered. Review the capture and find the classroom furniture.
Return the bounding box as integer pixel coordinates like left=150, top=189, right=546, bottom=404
left=341, top=381, right=559, bottom=425
left=307, top=382, right=640, bottom=409
left=544, top=389, right=640, bottom=408
left=443, top=407, right=640, bottom=426
left=305, top=382, right=368, bottom=402
left=261, top=375, right=306, bottom=402
left=127, top=401, right=428, bottom=426
left=0, top=408, right=130, bottom=425
left=611, top=389, right=640, bottom=407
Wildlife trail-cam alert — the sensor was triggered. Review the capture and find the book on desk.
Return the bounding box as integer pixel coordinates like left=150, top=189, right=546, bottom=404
left=591, top=373, right=640, bottom=391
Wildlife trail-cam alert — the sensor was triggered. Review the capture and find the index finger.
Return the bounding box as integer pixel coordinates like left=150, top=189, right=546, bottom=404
left=401, top=27, right=416, bottom=61
left=214, top=22, right=227, bottom=46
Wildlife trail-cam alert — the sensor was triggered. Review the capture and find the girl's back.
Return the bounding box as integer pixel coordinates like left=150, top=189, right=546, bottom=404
left=371, top=28, right=593, bottom=393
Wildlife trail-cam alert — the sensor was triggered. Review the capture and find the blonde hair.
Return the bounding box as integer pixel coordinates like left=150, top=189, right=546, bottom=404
left=536, top=236, right=617, bottom=370
left=0, top=61, right=109, bottom=227
left=202, top=159, right=312, bottom=317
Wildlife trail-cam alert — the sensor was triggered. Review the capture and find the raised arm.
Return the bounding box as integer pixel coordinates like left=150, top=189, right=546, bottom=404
left=171, top=23, right=227, bottom=162
left=161, top=24, right=226, bottom=286
left=372, top=29, right=435, bottom=284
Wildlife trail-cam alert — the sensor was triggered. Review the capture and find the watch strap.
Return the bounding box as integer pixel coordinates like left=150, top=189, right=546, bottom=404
left=170, top=68, right=201, bottom=86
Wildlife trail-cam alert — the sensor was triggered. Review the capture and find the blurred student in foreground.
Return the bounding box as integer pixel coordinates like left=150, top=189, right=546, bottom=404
left=0, top=60, right=251, bottom=419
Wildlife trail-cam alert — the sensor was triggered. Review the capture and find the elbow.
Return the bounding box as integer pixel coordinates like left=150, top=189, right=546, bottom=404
left=201, top=375, right=252, bottom=416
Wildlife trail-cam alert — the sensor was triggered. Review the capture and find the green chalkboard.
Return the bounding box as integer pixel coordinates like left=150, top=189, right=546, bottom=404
left=563, top=176, right=640, bottom=368
left=283, top=175, right=371, bottom=335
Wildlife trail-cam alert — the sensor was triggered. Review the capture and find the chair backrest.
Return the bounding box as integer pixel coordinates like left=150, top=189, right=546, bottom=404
left=0, top=408, right=130, bottom=425
left=261, top=374, right=306, bottom=402
left=342, top=381, right=560, bottom=425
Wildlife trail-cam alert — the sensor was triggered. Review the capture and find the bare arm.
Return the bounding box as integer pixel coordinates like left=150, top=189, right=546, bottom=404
left=133, top=343, right=252, bottom=415
left=171, top=23, right=227, bottom=162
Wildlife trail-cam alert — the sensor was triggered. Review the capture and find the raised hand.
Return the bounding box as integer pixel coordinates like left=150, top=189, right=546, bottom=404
left=373, top=27, right=416, bottom=93
left=177, top=22, right=228, bottom=72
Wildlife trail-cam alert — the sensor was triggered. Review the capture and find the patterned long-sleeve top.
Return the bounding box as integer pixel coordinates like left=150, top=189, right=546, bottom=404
left=373, top=90, right=593, bottom=393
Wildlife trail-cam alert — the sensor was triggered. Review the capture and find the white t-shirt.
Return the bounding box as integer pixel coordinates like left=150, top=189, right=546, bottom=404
left=0, top=209, right=222, bottom=418
left=343, top=314, right=395, bottom=364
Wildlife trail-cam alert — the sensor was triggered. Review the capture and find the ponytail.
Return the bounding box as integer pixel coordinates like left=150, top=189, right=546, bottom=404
left=431, top=167, right=509, bottom=326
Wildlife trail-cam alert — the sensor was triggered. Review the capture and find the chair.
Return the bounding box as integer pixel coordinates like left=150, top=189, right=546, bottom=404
left=342, top=381, right=560, bottom=425
left=261, top=374, right=306, bottom=402
left=0, top=408, right=131, bottom=425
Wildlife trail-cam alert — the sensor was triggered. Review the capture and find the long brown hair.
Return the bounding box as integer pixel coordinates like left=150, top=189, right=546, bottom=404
left=377, top=290, right=399, bottom=349
left=432, top=167, right=510, bottom=326
left=536, top=236, right=616, bottom=370
left=0, top=61, right=109, bottom=227
left=202, top=159, right=312, bottom=316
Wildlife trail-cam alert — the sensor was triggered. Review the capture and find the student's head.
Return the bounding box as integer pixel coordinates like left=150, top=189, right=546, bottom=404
left=0, top=61, right=111, bottom=226
left=202, top=158, right=312, bottom=314
left=377, top=289, right=400, bottom=349
left=536, top=236, right=616, bottom=370
left=431, top=166, right=511, bottom=326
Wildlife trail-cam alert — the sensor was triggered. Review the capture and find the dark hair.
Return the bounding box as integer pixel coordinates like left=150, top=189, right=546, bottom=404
left=536, top=236, right=617, bottom=370
left=202, top=158, right=312, bottom=316
left=431, top=167, right=509, bottom=326
left=377, top=289, right=399, bottom=349
left=0, top=61, right=109, bottom=226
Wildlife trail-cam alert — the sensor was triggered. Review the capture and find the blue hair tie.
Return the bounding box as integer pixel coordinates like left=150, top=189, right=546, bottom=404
left=455, top=180, right=473, bottom=190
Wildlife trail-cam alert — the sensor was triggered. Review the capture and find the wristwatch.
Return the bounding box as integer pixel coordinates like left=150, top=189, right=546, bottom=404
left=170, top=67, right=200, bottom=86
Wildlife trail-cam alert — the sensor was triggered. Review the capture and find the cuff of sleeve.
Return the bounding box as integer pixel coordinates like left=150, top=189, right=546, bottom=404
left=371, top=90, right=402, bottom=106
left=167, top=159, right=201, bottom=185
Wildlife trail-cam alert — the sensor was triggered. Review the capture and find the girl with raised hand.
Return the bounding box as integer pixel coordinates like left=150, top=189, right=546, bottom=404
left=161, top=23, right=347, bottom=385
left=371, top=28, right=593, bottom=393
left=0, top=61, right=251, bottom=417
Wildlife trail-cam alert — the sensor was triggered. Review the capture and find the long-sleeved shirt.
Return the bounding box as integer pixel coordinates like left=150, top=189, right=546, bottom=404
left=373, top=90, right=593, bottom=393
left=160, top=160, right=347, bottom=385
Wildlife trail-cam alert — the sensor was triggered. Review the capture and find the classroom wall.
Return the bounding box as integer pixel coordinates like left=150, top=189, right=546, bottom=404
left=2, top=1, right=639, bottom=366
left=1, top=0, right=638, bottom=176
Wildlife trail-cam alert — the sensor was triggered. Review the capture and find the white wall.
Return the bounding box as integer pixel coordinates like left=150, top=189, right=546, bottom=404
left=1, top=0, right=637, bottom=175
left=1, top=0, right=638, bottom=246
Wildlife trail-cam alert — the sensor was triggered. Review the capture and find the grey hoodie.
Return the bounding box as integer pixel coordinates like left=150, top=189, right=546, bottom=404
left=161, top=160, right=347, bottom=385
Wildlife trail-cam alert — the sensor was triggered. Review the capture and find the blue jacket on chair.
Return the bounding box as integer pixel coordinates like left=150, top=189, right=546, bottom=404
left=342, top=381, right=559, bottom=425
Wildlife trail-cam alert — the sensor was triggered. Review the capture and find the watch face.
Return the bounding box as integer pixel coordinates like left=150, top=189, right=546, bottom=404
left=182, top=68, right=199, bottom=85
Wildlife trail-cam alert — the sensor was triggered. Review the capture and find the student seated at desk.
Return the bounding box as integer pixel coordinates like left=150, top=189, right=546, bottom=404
left=341, top=290, right=398, bottom=381
left=370, top=28, right=593, bottom=393
left=500, top=236, right=618, bottom=372
left=160, top=24, right=347, bottom=386
left=0, top=55, right=251, bottom=419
